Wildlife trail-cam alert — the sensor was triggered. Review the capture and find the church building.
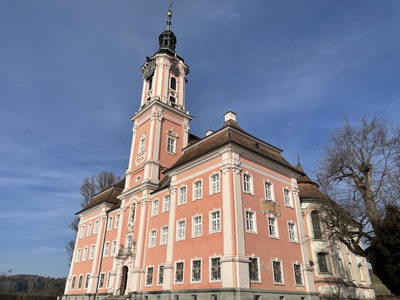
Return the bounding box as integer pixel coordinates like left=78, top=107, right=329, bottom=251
left=63, top=7, right=374, bottom=300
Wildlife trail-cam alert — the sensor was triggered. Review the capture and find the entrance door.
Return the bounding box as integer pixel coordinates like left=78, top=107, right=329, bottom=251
left=120, top=266, right=128, bottom=295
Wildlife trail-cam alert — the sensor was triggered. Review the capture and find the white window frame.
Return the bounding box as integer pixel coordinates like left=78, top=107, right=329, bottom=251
left=167, top=136, right=176, bottom=154
left=149, top=229, right=157, bottom=248
left=249, top=256, right=261, bottom=283
left=87, top=223, right=92, bottom=236
left=288, top=221, right=298, bottom=243
left=84, top=274, right=90, bottom=290
left=160, top=226, right=168, bottom=245
left=245, top=209, right=257, bottom=234
left=174, top=260, right=185, bottom=284
left=145, top=266, right=154, bottom=286
left=242, top=172, right=253, bottom=194
left=178, top=186, right=187, bottom=206
left=107, top=217, right=113, bottom=231
left=76, top=248, right=82, bottom=262
left=190, top=258, right=202, bottom=284
left=272, top=258, right=284, bottom=285
left=112, top=240, right=117, bottom=256
left=77, top=275, right=83, bottom=290
left=152, top=199, right=159, bottom=216
left=268, top=215, right=279, bottom=239
left=82, top=247, right=88, bottom=261
left=104, top=242, right=110, bottom=257
left=115, top=214, right=120, bottom=229
left=317, top=252, right=331, bottom=274
left=138, top=133, right=146, bottom=154
left=176, top=219, right=186, bottom=241
left=93, top=220, right=99, bottom=234
left=193, top=179, right=203, bottom=201
left=209, top=209, right=221, bottom=234
left=106, top=271, right=112, bottom=289
left=209, top=255, right=222, bottom=282
left=293, top=262, right=303, bottom=286
left=163, top=194, right=170, bottom=212
left=157, top=264, right=165, bottom=286
left=283, top=188, right=293, bottom=207
left=127, top=235, right=133, bottom=251
left=80, top=225, right=86, bottom=239
left=209, top=172, right=220, bottom=195
left=192, top=214, right=202, bottom=238
left=89, top=244, right=95, bottom=260
left=70, top=275, right=76, bottom=290
left=98, top=272, right=105, bottom=289
left=264, top=180, right=275, bottom=201
left=130, top=202, right=137, bottom=224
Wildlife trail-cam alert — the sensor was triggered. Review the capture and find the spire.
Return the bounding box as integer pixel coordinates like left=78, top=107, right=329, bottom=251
left=158, top=3, right=177, bottom=53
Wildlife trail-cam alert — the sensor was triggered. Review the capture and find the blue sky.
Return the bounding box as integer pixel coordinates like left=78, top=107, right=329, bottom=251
left=0, top=0, right=399, bottom=278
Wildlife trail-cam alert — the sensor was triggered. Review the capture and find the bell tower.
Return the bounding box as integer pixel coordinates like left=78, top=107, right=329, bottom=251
left=125, top=4, right=193, bottom=191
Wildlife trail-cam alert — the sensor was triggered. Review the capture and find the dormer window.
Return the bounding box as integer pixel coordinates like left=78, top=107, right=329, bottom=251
left=170, top=77, right=176, bottom=90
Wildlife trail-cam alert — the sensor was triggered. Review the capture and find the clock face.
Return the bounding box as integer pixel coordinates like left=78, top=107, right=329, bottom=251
left=170, top=64, right=180, bottom=77
left=143, top=59, right=156, bottom=80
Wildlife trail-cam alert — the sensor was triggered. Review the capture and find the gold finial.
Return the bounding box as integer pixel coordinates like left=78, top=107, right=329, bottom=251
left=297, top=154, right=300, bottom=165
left=167, top=3, right=173, bottom=30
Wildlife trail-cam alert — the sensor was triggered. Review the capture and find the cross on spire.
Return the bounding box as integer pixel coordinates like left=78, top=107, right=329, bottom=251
left=166, top=3, right=173, bottom=30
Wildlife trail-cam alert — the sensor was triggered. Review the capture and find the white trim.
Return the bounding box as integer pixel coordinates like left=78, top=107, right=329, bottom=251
left=242, top=172, right=254, bottom=195
left=176, top=219, right=186, bottom=241
left=115, top=214, right=120, bottom=229
left=157, top=264, right=165, bottom=286
left=152, top=199, right=159, bottom=217
left=209, top=209, right=221, bottom=234
left=268, top=214, right=279, bottom=239
left=82, top=246, right=88, bottom=261
left=84, top=273, right=90, bottom=290
left=163, top=194, right=171, bottom=212
left=70, top=275, right=76, bottom=290
left=103, top=242, right=110, bottom=257
left=86, top=222, right=92, bottom=236
left=209, top=255, right=222, bottom=283
left=192, top=214, right=203, bottom=238
left=272, top=258, right=284, bottom=285
left=98, top=272, right=106, bottom=289
left=209, top=172, right=220, bottom=195
left=178, top=185, right=187, bottom=206
left=160, top=225, right=168, bottom=246
left=193, top=179, right=203, bottom=201
left=107, top=216, right=113, bottom=231
left=174, top=260, right=185, bottom=284
left=244, top=208, right=257, bottom=235
left=77, top=274, right=84, bottom=290
left=89, top=244, right=95, bottom=260
left=283, top=187, right=293, bottom=208
left=149, top=229, right=157, bottom=248
left=264, top=179, right=275, bottom=201
left=292, top=262, right=304, bottom=286
left=249, top=255, right=261, bottom=283
left=190, top=257, right=202, bottom=284
left=111, top=240, right=117, bottom=256
left=80, top=225, right=86, bottom=239
left=75, top=248, right=82, bottom=262
left=145, top=266, right=155, bottom=286
left=287, top=220, right=299, bottom=243
left=93, top=220, right=99, bottom=234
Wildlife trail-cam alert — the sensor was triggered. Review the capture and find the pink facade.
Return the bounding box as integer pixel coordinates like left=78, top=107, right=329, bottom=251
left=63, top=10, right=374, bottom=300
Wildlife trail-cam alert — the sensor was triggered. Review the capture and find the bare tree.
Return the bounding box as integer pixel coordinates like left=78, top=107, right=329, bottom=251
left=66, top=171, right=122, bottom=262
left=317, top=114, right=400, bottom=294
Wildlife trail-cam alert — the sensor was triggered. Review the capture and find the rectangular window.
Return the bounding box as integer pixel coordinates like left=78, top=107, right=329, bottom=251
left=268, top=217, right=276, bottom=237
left=211, top=257, right=221, bottom=281
left=273, top=261, right=283, bottom=283
left=98, top=273, right=105, bottom=289
left=288, top=222, right=297, bottom=242
left=349, top=262, right=354, bottom=280
left=192, top=260, right=201, bottom=282
left=93, top=220, right=99, bottom=234
left=167, top=137, right=175, bottom=153
left=249, top=258, right=259, bottom=281
left=149, top=230, right=157, bottom=247
left=80, top=226, right=85, bottom=238
left=146, top=267, right=154, bottom=286
left=175, top=262, right=184, bottom=283
left=211, top=174, right=220, bottom=194
left=211, top=211, right=221, bottom=232
left=164, top=195, right=170, bottom=212
left=193, top=216, right=202, bottom=237
left=87, top=223, right=92, bottom=236
left=107, top=217, right=113, bottom=231
left=76, top=249, right=81, bottom=262
left=358, top=264, right=366, bottom=281
left=139, top=136, right=145, bottom=153
left=194, top=181, right=202, bottom=199
left=77, top=275, right=83, bottom=289
left=179, top=187, right=187, bottom=205
left=177, top=220, right=186, bottom=240
left=294, top=264, right=303, bottom=285
left=158, top=265, right=165, bottom=284
left=112, top=241, right=117, bottom=255
left=161, top=226, right=168, bottom=245
left=104, top=242, right=110, bottom=257
left=311, top=211, right=323, bottom=240
left=338, top=258, right=345, bottom=277
left=106, top=272, right=111, bottom=288
left=246, top=211, right=255, bottom=232
left=318, top=253, right=329, bottom=273
left=71, top=276, right=76, bottom=289
left=82, top=247, right=88, bottom=261
left=89, top=245, right=95, bottom=259
left=284, top=189, right=291, bottom=206
left=153, top=200, right=159, bottom=216
left=265, top=181, right=273, bottom=200
left=84, top=274, right=90, bottom=289
left=243, top=174, right=251, bottom=193
left=115, top=214, right=120, bottom=228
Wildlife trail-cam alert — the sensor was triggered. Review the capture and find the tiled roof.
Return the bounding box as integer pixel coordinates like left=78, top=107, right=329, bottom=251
left=167, top=120, right=302, bottom=174
left=76, top=178, right=125, bottom=214
left=293, top=164, right=327, bottom=200
left=151, top=175, right=171, bottom=194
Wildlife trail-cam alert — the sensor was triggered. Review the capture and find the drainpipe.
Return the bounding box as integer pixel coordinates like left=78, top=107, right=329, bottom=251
left=93, top=210, right=109, bottom=300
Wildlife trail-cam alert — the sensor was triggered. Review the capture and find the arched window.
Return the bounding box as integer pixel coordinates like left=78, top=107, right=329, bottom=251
left=170, top=77, right=176, bottom=90
left=311, top=211, right=323, bottom=240
left=131, top=203, right=137, bottom=223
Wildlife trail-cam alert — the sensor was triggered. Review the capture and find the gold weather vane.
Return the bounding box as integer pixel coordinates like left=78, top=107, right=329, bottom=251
left=167, top=3, right=173, bottom=30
